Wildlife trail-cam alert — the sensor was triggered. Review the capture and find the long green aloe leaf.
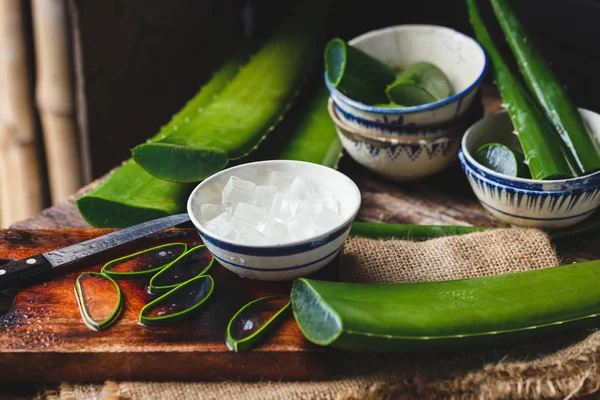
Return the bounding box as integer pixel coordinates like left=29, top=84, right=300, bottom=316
left=292, top=259, right=600, bottom=351
left=132, top=0, right=330, bottom=182
left=490, top=0, right=600, bottom=176
left=467, top=0, right=573, bottom=180
left=76, top=54, right=245, bottom=228
left=349, top=221, right=493, bottom=240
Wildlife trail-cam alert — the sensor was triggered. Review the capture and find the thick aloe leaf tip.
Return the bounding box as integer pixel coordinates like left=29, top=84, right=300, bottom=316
left=291, top=279, right=342, bottom=346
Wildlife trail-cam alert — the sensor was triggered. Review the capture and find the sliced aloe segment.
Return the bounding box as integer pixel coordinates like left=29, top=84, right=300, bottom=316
left=474, top=143, right=531, bottom=178
left=325, top=38, right=396, bottom=104
left=139, top=275, right=214, bottom=326
left=101, top=243, right=187, bottom=280
left=148, top=244, right=214, bottom=294
left=385, top=62, right=453, bottom=106
left=75, top=272, right=122, bottom=330
left=226, top=295, right=291, bottom=352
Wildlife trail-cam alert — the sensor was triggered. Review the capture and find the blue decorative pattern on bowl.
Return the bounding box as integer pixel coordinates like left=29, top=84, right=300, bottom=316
left=459, top=153, right=600, bottom=229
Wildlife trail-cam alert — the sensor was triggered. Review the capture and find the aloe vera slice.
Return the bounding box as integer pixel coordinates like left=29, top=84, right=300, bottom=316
left=491, top=0, right=600, bottom=176
left=292, top=259, right=600, bottom=351
left=76, top=53, right=245, bottom=228
left=226, top=295, right=291, bottom=352
left=325, top=38, right=396, bottom=104
left=148, top=245, right=214, bottom=294
left=468, top=0, right=573, bottom=180
left=75, top=272, right=122, bottom=330
left=474, top=143, right=531, bottom=178
left=101, top=243, right=187, bottom=280
left=132, top=1, right=330, bottom=183
left=385, top=62, right=453, bottom=106
left=349, top=221, right=493, bottom=240
left=139, top=275, right=214, bottom=326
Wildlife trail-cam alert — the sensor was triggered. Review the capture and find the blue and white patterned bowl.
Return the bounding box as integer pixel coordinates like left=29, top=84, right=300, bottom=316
left=329, top=98, right=461, bottom=181
left=325, top=24, right=488, bottom=128
left=460, top=109, right=600, bottom=229
left=186, top=160, right=361, bottom=281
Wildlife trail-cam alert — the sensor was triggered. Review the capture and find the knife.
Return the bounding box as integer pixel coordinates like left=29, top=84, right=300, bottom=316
left=0, top=213, right=191, bottom=290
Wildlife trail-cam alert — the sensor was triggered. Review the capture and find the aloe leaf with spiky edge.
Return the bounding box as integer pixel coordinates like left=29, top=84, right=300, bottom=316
left=467, top=0, right=573, bottom=180
left=131, top=0, right=331, bottom=183
left=76, top=53, right=246, bottom=228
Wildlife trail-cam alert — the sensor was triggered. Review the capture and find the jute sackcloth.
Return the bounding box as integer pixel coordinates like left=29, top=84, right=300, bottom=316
left=48, top=228, right=600, bottom=399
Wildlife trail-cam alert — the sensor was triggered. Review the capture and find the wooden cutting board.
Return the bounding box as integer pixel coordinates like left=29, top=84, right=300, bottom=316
left=0, top=228, right=341, bottom=382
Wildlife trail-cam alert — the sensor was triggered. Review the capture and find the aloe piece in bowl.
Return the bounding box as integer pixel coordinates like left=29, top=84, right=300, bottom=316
left=474, top=143, right=531, bottom=178
left=75, top=272, right=122, bottom=330
left=139, top=275, right=214, bottom=326
left=226, top=295, right=292, bottom=352
left=385, top=62, right=453, bottom=106
left=148, top=244, right=214, bottom=294
left=101, top=243, right=188, bottom=280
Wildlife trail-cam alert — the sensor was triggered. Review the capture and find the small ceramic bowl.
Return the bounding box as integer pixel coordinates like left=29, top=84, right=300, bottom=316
left=187, top=160, right=361, bottom=281
left=460, top=109, right=600, bottom=229
left=325, top=24, right=487, bottom=128
left=329, top=99, right=461, bottom=181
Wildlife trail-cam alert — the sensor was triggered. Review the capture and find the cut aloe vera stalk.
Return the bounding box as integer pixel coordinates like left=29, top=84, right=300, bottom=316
left=140, top=275, right=214, bottom=326
left=349, top=221, right=493, bottom=240
left=76, top=53, right=245, bottom=228
left=226, top=295, right=291, bottom=352
left=491, top=0, right=600, bottom=176
left=385, top=62, right=453, bottom=106
left=148, top=245, right=214, bottom=294
left=292, top=259, right=600, bottom=351
left=468, top=0, right=573, bottom=180
left=75, top=272, right=122, bottom=330
left=474, top=143, right=531, bottom=178
left=132, top=1, right=330, bottom=182
left=101, top=243, right=187, bottom=280
left=325, top=38, right=396, bottom=104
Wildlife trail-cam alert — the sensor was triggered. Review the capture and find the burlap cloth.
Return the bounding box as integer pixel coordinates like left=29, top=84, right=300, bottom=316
left=46, top=228, right=600, bottom=399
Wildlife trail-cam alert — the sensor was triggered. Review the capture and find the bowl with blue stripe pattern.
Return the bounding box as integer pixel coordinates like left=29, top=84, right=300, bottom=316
left=187, top=160, right=361, bottom=281
left=459, top=109, right=600, bottom=229
left=325, top=24, right=488, bottom=128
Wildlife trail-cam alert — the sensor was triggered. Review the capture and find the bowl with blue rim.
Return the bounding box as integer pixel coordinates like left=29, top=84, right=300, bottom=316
left=187, top=160, right=361, bottom=281
left=325, top=24, right=488, bottom=134
left=460, top=108, right=600, bottom=229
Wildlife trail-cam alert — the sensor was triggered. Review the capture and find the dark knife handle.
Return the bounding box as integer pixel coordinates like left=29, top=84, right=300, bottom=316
left=0, top=254, right=53, bottom=290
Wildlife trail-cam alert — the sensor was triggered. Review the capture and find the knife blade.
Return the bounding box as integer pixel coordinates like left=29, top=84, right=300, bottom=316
left=0, top=213, right=191, bottom=290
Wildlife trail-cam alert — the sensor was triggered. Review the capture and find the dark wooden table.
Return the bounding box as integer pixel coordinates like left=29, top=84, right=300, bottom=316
left=2, top=86, right=599, bottom=398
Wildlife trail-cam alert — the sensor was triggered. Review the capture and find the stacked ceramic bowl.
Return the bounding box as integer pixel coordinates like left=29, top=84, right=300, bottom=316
left=460, top=109, right=600, bottom=229
left=326, top=24, right=488, bottom=181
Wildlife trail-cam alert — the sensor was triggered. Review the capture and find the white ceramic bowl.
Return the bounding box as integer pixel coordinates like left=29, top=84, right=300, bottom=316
left=459, top=109, right=600, bottom=229
left=325, top=24, right=488, bottom=128
left=329, top=98, right=461, bottom=181
left=187, top=160, right=361, bottom=281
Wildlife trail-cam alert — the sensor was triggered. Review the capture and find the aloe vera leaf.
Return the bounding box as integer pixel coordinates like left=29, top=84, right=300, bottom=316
left=140, top=275, right=214, bottom=326
left=474, top=143, right=531, bottom=178
left=490, top=0, right=600, bottom=176
left=101, top=242, right=187, bottom=280
left=77, top=54, right=245, bottom=228
left=75, top=272, right=122, bottom=330
left=325, top=38, right=395, bottom=104
left=349, top=222, right=493, bottom=241
left=292, top=259, right=600, bottom=351
left=132, top=1, right=331, bottom=183
left=385, top=62, right=453, bottom=106
left=148, top=244, right=214, bottom=295
left=275, top=88, right=343, bottom=168
left=226, top=295, right=291, bottom=352
left=467, top=0, right=573, bottom=180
